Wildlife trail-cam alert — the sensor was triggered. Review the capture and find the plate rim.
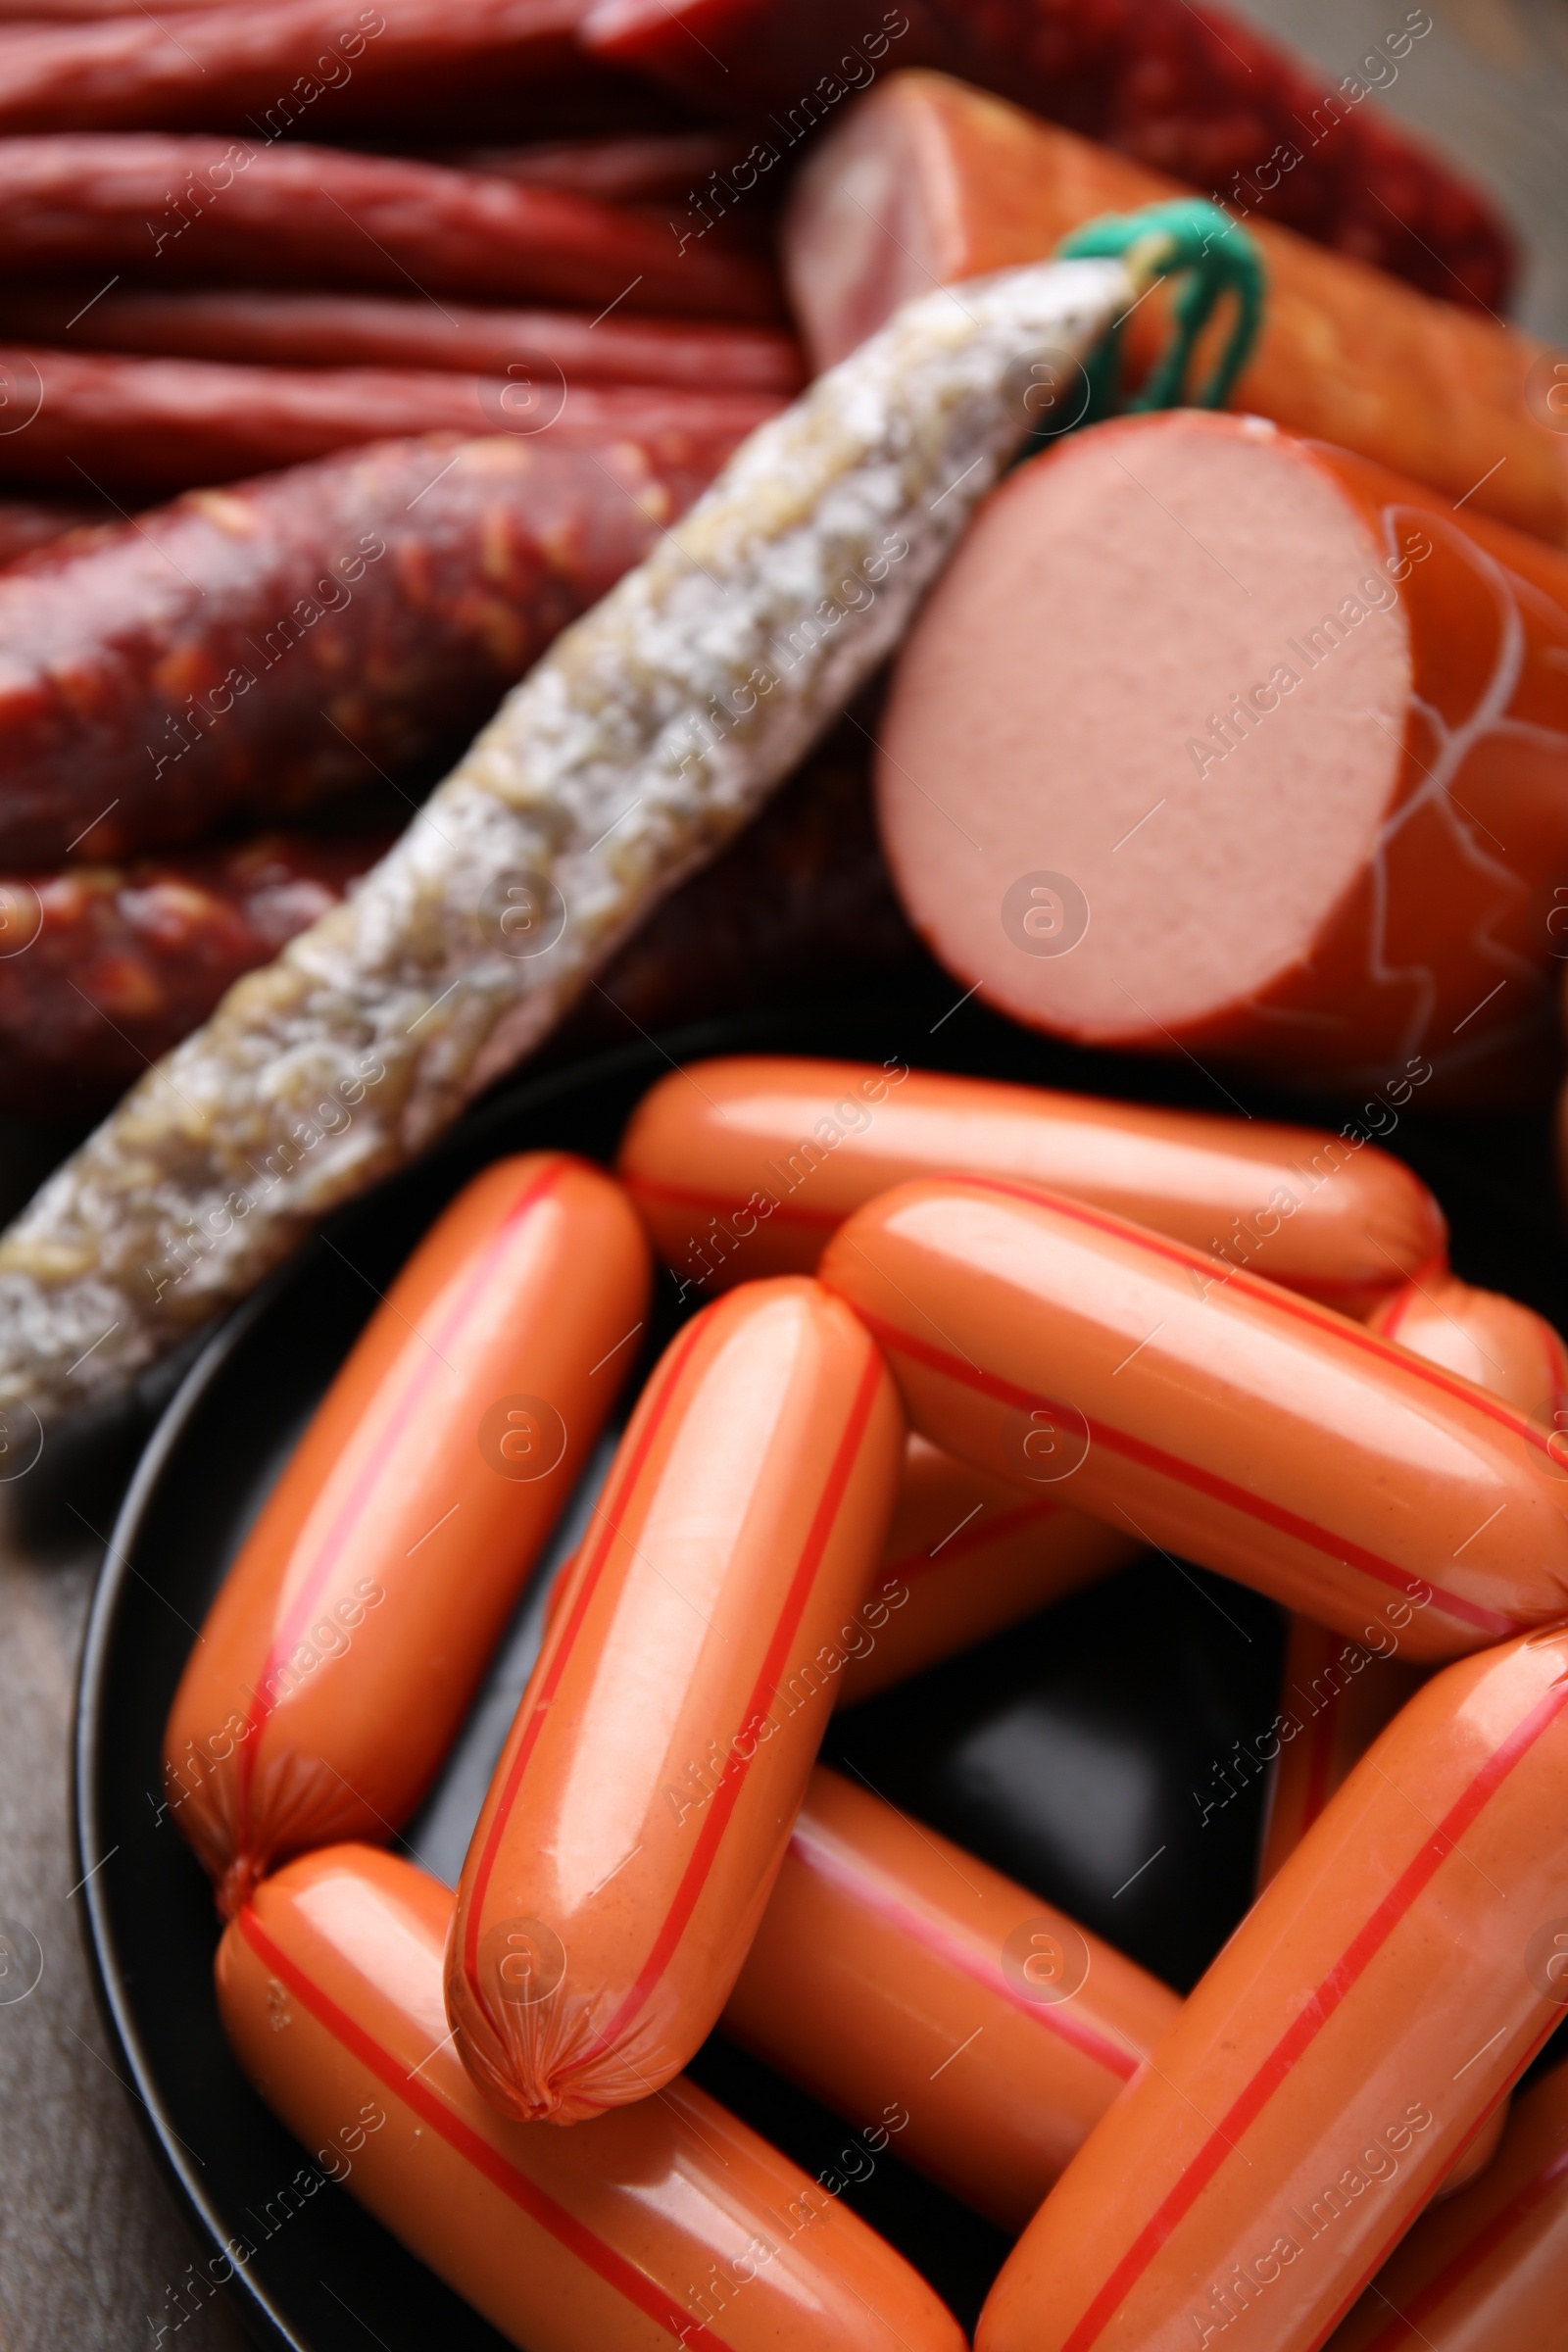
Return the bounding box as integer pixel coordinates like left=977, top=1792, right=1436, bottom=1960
left=64, top=1009, right=861, bottom=2350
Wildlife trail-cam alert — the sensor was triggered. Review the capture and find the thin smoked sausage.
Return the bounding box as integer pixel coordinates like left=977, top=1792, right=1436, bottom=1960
left=0, top=136, right=779, bottom=318
left=0, top=428, right=742, bottom=866
left=0, top=344, right=781, bottom=496
left=0, top=284, right=804, bottom=394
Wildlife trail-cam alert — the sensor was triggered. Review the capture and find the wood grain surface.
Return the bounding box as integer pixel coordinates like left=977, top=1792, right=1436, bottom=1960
left=0, top=7, right=1561, bottom=2345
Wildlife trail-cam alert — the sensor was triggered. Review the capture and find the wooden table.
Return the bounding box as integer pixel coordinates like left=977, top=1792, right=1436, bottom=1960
left=0, top=7, right=1562, bottom=2343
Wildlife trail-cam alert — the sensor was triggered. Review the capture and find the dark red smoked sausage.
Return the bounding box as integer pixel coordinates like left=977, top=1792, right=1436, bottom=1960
left=0, top=0, right=594, bottom=137
left=0, top=830, right=388, bottom=1111
left=0, top=426, right=743, bottom=866
left=0, top=285, right=806, bottom=395
left=0, top=490, right=97, bottom=563
left=581, top=0, right=1516, bottom=309
left=0, top=343, right=782, bottom=495
left=0, top=136, right=781, bottom=320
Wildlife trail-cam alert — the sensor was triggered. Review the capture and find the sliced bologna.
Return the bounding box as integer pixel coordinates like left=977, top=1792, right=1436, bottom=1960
left=447, top=1276, right=905, bottom=2123
left=974, top=1625, right=1568, bottom=2352
left=877, top=410, right=1568, bottom=1102
left=816, top=1175, right=1568, bottom=1661
left=220, top=1843, right=967, bottom=2352
left=616, top=1054, right=1447, bottom=1315
left=163, top=1152, right=650, bottom=1917
left=722, top=1764, right=1180, bottom=2231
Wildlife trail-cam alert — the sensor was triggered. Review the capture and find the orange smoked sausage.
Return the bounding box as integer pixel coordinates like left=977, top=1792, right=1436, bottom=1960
left=1256, top=1614, right=1425, bottom=1892
left=220, top=1843, right=966, bottom=2352
left=447, top=1277, right=905, bottom=2123
left=817, top=1177, right=1568, bottom=1661
left=721, top=1765, right=1180, bottom=2231
left=975, top=1624, right=1568, bottom=2352
left=617, top=1056, right=1446, bottom=1317
left=164, top=1152, right=650, bottom=1917
left=836, top=1434, right=1137, bottom=1706
left=540, top=1432, right=1136, bottom=1708
left=1326, top=2060, right=1568, bottom=2349
left=1260, top=1277, right=1568, bottom=1885
left=1368, top=1272, right=1568, bottom=1419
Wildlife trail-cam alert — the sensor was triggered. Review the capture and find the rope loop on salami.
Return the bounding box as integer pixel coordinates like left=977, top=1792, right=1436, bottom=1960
left=1057, top=198, right=1265, bottom=422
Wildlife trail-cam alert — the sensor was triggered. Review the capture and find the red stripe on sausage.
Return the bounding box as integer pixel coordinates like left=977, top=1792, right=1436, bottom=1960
left=880, top=1494, right=1063, bottom=1587
left=1314, top=2004, right=1568, bottom=2346
left=853, top=1307, right=1517, bottom=1641
left=789, top=1815, right=1140, bottom=2084
left=1298, top=1678, right=1347, bottom=1839
left=235, top=1904, right=737, bottom=2352
left=628, top=1173, right=1413, bottom=1305
left=589, top=1343, right=888, bottom=2057
left=237, top=1155, right=571, bottom=1816
left=1056, top=1672, right=1568, bottom=2352
left=625, top=1170, right=844, bottom=1232
left=461, top=1310, right=711, bottom=1993
left=1354, top=2139, right=1568, bottom=2349
left=944, top=1176, right=1556, bottom=1466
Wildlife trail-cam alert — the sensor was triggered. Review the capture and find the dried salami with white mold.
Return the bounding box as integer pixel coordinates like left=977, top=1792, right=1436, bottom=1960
left=0, top=252, right=1138, bottom=1420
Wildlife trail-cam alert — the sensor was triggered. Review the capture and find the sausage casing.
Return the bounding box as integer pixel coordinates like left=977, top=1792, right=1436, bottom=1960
left=616, top=1056, right=1446, bottom=1316
left=0, top=343, right=781, bottom=497
left=1256, top=1613, right=1424, bottom=1891
left=837, top=1433, right=1137, bottom=1705
left=1369, top=1273, right=1568, bottom=1420
left=975, top=1624, right=1568, bottom=2352
left=817, top=1176, right=1568, bottom=1660
left=220, top=1843, right=967, bottom=2352
left=0, top=430, right=739, bottom=866
left=1326, top=2060, right=1568, bottom=2349
left=164, top=1152, right=650, bottom=1916
left=0, top=830, right=388, bottom=1112
left=722, top=1764, right=1180, bottom=2230
left=447, top=1276, right=905, bottom=2122
left=0, top=284, right=806, bottom=394
left=1260, top=1274, right=1568, bottom=1880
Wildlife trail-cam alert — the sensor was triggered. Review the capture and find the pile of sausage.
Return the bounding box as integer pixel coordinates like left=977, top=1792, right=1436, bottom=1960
left=166, top=1054, right=1568, bottom=2351
left=0, top=0, right=1536, bottom=1116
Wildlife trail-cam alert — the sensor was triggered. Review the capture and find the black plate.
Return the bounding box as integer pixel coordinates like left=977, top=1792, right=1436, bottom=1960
left=73, top=987, right=1568, bottom=2348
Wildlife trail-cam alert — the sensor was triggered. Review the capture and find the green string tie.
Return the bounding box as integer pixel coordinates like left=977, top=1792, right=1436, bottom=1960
left=1056, top=197, right=1266, bottom=424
